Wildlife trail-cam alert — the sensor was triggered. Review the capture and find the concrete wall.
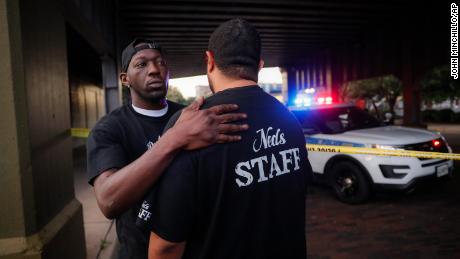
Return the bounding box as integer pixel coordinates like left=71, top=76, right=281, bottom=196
left=62, top=0, right=120, bottom=112
left=0, top=0, right=35, bottom=244
left=66, top=24, right=106, bottom=132
left=0, top=0, right=85, bottom=257
left=70, top=84, right=105, bottom=130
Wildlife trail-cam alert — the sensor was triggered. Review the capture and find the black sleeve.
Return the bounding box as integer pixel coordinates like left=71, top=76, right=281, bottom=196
left=136, top=151, right=196, bottom=242
left=86, top=118, right=127, bottom=185
left=304, top=149, right=313, bottom=187
left=136, top=187, right=157, bottom=231
left=293, top=121, right=313, bottom=188
left=163, top=109, right=182, bottom=133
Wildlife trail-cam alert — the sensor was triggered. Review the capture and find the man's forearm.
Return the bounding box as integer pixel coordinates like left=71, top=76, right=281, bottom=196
left=148, top=232, right=185, bottom=259
left=94, top=100, right=247, bottom=218
left=94, top=128, right=185, bottom=218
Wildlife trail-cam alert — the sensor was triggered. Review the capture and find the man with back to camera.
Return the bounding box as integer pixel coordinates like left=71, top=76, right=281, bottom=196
left=136, top=19, right=312, bottom=259
left=87, top=38, right=249, bottom=258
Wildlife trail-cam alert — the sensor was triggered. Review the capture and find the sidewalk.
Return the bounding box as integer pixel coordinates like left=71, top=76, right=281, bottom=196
left=73, top=146, right=118, bottom=259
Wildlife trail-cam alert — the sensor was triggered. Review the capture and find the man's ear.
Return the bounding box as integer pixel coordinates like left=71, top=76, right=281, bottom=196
left=206, top=51, right=215, bottom=74
left=258, top=59, right=265, bottom=72
left=120, top=72, right=129, bottom=88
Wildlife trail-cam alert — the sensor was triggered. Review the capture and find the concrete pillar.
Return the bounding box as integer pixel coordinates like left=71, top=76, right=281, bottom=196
left=306, top=66, right=311, bottom=88
left=361, top=44, right=370, bottom=79
left=352, top=47, right=359, bottom=81
left=300, top=69, right=305, bottom=90
left=325, top=51, right=333, bottom=96
left=280, top=67, right=288, bottom=104
left=0, top=0, right=85, bottom=258
left=102, top=55, right=120, bottom=113
left=295, top=69, right=300, bottom=91
left=342, top=49, right=350, bottom=85
left=399, top=17, right=424, bottom=127
left=318, top=63, right=324, bottom=87
left=338, top=50, right=351, bottom=102
left=0, top=1, right=37, bottom=257
left=284, top=66, right=298, bottom=106
left=401, top=26, right=422, bottom=126
left=312, top=63, right=317, bottom=87
left=330, top=53, right=342, bottom=101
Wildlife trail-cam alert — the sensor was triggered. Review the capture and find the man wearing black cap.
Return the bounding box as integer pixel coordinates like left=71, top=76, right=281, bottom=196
left=138, top=19, right=311, bottom=259
left=87, top=38, right=248, bottom=258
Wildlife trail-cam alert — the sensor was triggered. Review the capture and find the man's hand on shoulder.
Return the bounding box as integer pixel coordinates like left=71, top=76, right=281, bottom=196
left=171, top=97, right=248, bottom=150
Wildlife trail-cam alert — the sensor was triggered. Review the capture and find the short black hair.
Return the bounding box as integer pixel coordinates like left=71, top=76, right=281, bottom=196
left=208, top=19, right=261, bottom=81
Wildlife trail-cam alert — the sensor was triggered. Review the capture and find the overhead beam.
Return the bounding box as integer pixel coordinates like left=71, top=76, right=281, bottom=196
left=120, top=0, right=402, bottom=12
left=122, top=13, right=373, bottom=24
left=122, top=4, right=395, bottom=18
left=124, top=20, right=362, bottom=30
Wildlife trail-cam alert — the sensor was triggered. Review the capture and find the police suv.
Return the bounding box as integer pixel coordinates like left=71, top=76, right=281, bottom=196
left=291, top=103, right=454, bottom=204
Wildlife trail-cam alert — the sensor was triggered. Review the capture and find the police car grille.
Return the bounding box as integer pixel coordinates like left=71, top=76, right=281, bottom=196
left=401, top=138, right=449, bottom=160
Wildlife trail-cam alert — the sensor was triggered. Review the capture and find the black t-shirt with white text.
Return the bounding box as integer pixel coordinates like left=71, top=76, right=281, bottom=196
left=137, top=86, right=311, bottom=259
left=87, top=101, right=184, bottom=259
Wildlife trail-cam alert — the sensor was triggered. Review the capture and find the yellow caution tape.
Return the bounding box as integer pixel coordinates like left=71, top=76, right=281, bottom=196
left=71, top=128, right=459, bottom=161
left=306, top=144, right=460, bottom=161
left=71, top=128, right=90, bottom=138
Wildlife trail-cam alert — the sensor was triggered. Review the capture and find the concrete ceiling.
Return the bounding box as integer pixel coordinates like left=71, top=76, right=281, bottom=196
left=117, top=0, right=438, bottom=78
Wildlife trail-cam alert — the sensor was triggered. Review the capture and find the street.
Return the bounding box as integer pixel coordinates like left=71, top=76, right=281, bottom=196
left=307, top=131, right=460, bottom=258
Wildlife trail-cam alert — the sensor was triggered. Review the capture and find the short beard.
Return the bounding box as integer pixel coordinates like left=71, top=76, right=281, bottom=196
left=145, top=94, right=166, bottom=104
left=131, top=88, right=167, bottom=106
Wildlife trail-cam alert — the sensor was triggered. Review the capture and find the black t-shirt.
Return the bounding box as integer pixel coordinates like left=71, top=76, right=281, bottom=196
left=86, top=101, right=184, bottom=259
left=137, top=86, right=311, bottom=259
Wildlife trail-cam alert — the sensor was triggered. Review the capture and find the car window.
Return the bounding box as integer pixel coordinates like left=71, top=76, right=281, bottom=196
left=292, top=106, right=382, bottom=134
left=292, top=111, right=320, bottom=134
left=320, top=107, right=382, bottom=133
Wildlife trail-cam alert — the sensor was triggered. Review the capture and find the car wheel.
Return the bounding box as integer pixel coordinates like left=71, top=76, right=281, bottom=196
left=329, top=161, right=371, bottom=204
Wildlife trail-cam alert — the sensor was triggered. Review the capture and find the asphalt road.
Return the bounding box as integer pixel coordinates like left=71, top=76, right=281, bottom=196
left=306, top=139, right=460, bottom=259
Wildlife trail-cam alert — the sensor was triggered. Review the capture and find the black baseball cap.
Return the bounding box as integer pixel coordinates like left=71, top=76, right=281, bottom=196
left=208, top=18, right=261, bottom=69
left=121, top=38, right=162, bottom=72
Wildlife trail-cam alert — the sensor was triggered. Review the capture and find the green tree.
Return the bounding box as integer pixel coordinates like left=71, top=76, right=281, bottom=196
left=421, top=65, right=460, bottom=105
left=167, top=86, right=189, bottom=105
left=341, top=75, right=402, bottom=118
left=185, top=97, right=196, bottom=105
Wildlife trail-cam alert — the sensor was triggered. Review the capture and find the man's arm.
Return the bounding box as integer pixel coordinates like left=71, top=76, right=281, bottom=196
left=148, top=232, right=185, bottom=259
left=141, top=150, right=197, bottom=259
left=93, top=98, right=248, bottom=219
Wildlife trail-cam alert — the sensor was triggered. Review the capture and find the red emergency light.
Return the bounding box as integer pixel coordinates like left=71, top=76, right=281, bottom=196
left=432, top=139, right=441, bottom=147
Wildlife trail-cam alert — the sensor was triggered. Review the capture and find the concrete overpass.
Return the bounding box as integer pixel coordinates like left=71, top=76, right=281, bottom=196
left=0, top=0, right=451, bottom=258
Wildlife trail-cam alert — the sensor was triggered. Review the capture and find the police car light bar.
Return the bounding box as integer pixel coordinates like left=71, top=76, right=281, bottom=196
left=304, top=88, right=315, bottom=94
left=317, top=96, right=333, bottom=105
left=294, top=95, right=333, bottom=107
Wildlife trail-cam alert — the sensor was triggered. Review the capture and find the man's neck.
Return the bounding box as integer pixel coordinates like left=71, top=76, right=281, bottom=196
left=212, top=79, right=257, bottom=93
left=132, top=103, right=168, bottom=117
left=132, top=98, right=167, bottom=110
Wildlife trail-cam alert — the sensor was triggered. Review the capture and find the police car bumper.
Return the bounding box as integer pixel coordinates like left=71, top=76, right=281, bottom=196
left=369, top=158, right=454, bottom=192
